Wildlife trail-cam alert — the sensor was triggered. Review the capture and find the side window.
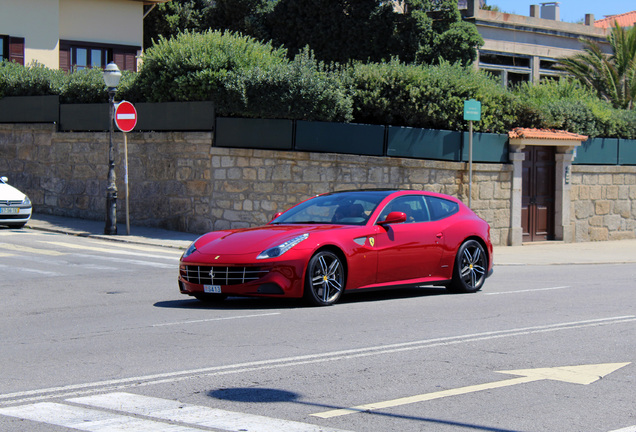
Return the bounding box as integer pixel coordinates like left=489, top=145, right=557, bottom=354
left=426, top=196, right=459, bottom=221
left=377, top=196, right=431, bottom=223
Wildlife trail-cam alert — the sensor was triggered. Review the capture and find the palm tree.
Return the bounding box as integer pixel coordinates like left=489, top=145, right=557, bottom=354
left=558, top=23, right=636, bottom=110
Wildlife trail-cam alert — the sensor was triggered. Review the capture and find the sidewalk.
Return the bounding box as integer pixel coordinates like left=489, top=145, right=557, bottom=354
left=26, top=214, right=197, bottom=250
left=24, top=214, right=636, bottom=266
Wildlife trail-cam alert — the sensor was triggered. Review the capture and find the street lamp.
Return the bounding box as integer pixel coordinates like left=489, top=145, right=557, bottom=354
left=103, top=62, right=122, bottom=235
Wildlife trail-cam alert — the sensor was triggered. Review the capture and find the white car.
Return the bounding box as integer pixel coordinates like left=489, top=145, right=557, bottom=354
left=0, top=176, right=32, bottom=228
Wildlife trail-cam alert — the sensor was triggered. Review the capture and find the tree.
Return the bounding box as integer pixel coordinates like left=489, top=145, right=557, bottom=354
left=558, top=23, right=636, bottom=110
left=202, top=0, right=273, bottom=41
left=143, top=0, right=213, bottom=48
left=267, top=0, right=396, bottom=64
left=267, top=0, right=482, bottom=65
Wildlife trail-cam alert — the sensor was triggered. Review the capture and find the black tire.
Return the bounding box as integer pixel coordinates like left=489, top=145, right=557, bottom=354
left=193, top=293, right=228, bottom=303
left=304, top=250, right=345, bottom=306
left=448, top=239, right=487, bottom=293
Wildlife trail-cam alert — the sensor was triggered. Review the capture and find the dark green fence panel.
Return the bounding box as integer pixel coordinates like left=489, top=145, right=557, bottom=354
left=135, top=101, right=214, bottom=131
left=574, top=137, right=619, bottom=165
left=59, top=103, right=109, bottom=131
left=216, top=117, right=293, bottom=150
left=618, top=139, right=636, bottom=165
left=461, top=132, right=509, bottom=163
left=387, top=127, right=462, bottom=161
left=295, top=121, right=384, bottom=156
left=0, top=95, right=59, bottom=123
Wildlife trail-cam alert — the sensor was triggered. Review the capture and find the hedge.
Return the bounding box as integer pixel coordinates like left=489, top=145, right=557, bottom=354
left=1, top=31, right=635, bottom=138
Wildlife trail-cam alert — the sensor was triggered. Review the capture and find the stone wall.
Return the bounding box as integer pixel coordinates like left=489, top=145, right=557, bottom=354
left=1, top=124, right=513, bottom=245
left=208, top=147, right=512, bottom=246
left=570, top=165, right=636, bottom=241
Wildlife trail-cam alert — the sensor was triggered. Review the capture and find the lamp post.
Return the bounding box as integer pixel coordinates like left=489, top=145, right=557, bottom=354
left=103, top=62, right=122, bottom=235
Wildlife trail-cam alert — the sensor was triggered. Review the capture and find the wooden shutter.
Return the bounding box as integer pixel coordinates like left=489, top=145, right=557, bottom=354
left=59, top=41, right=71, bottom=72
left=8, top=37, right=24, bottom=65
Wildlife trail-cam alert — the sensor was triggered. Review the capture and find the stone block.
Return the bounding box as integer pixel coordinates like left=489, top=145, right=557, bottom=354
left=589, top=227, right=609, bottom=241
left=595, top=201, right=611, bottom=215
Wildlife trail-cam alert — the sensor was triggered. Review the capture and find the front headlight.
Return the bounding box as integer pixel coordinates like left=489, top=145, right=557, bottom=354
left=22, top=196, right=31, bottom=206
left=257, top=233, right=309, bottom=260
left=182, top=241, right=198, bottom=259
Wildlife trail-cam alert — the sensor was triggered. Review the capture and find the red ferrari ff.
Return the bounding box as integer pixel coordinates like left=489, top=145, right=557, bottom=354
left=179, top=190, right=493, bottom=306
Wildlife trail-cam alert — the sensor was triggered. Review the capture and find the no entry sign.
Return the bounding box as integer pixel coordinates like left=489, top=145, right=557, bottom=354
left=114, top=101, right=137, bottom=133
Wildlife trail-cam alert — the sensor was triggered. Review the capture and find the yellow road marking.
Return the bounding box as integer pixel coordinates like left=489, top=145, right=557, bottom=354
left=312, top=362, right=631, bottom=418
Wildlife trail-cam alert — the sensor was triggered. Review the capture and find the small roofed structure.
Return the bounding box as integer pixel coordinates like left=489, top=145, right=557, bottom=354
left=508, top=128, right=587, bottom=152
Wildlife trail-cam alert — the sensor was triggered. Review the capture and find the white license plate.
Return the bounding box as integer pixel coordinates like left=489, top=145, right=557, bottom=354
left=0, top=208, right=19, bottom=214
left=204, top=285, right=222, bottom=294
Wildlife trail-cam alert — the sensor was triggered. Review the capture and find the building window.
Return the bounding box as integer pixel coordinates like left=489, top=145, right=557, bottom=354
left=71, top=46, right=107, bottom=70
left=1, top=36, right=6, bottom=61
left=0, top=35, right=24, bottom=65
left=59, top=40, right=138, bottom=73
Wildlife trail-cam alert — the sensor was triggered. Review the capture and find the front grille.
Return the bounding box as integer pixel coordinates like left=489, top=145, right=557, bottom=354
left=181, top=265, right=268, bottom=286
left=0, top=201, right=23, bottom=206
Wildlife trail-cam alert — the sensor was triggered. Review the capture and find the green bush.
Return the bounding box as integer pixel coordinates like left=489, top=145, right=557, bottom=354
left=348, top=59, right=519, bottom=133
left=220, top=49, right=353, bottom=121
left=57, top=67, right=110, bottom=104
left=514, top=79, right=635, bottom=138
left=0, top=61, right=60, bottom=97
left=131, top=30, right=288, bottom=102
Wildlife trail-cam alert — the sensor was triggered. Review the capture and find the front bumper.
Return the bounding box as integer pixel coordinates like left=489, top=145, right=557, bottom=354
left=178, top=258, right=307, bottom=299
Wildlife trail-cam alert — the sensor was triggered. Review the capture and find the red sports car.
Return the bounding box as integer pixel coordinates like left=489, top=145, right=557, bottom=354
left=179, top=190, right=493, bottom=306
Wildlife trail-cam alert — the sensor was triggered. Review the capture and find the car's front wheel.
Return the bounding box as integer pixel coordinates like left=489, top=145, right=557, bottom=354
left=304, top=250, right=345, bottom=306
left=448, top=239, right=487, bottom=293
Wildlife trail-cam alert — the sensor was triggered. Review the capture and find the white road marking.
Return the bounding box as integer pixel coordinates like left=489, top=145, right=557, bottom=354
left=0, top=242, right=65, bottom=256
left=1, top=316, right=634, bottom=406
left=609, top=427, right=636, bottom=432
left=485, top=286, right=571, bottom=295
left=71, top=253, right=174, bottom=269
left=0, top=402, right=203, bottom=432
left=153, top=313, right=282, bottom=327
left=44, top=241, right=181, bottom=260
left=70, top=392, right=352, bottom=432
left=0, top=263, right=61, bottom=276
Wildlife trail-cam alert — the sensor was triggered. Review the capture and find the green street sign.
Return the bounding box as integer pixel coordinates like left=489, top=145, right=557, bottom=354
left=464, top=99, right=481, bottom=121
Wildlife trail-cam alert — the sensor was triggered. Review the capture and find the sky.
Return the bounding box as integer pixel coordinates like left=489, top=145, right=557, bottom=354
left=483, top=1, right=635, bottom=23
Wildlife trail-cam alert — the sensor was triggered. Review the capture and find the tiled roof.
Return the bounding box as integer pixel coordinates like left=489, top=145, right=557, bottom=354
left=594, top=10, right=636, bottom=29
left=508, top=128, right=588, bottom=141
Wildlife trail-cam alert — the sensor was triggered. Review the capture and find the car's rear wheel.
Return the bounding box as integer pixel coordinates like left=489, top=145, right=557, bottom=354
left=448, top=239, right=487, bottom=293
left=304, top=250, right=345, bottom=306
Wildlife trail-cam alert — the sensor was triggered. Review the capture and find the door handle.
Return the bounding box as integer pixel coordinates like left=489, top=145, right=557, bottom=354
left=436, top=233, right=444, bottom=239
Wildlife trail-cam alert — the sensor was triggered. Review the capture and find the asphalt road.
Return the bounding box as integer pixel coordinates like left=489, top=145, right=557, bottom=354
left=1, top=228, right=635, bottom=432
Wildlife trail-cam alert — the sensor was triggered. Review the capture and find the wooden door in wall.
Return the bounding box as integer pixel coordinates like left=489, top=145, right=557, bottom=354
left=522, top=146, right=556, bottom=242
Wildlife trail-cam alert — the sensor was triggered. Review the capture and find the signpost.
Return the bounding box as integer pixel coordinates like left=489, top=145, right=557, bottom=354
left=114, top=101, right=137, bottom=235
left=463, top=99, right=482, bottom=208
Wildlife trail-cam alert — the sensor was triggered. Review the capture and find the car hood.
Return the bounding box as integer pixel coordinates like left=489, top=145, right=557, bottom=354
left=0, top=183, right=27, bottom=201
left=194, top=224, right=351, bottom=256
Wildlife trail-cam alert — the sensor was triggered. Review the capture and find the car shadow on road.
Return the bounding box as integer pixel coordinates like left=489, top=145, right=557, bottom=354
left=153, top=287, right=450, bottom=310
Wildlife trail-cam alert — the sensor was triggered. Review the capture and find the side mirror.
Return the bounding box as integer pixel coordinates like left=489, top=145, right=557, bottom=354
left=0, top=176, right=7, bottom=183
left=377, top=211, right=407, bottom=226
left=270, top=212, right=283, bottom=222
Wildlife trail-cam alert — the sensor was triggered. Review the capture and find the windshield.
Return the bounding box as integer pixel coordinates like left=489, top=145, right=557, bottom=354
left=272, top=191, right=393, bottom=226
